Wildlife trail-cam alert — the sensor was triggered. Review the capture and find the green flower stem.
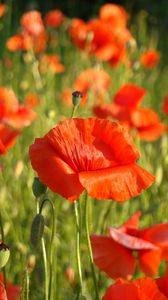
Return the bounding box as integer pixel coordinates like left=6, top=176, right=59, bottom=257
left=0, top=212, right=7, bottom=289
left=71, top=105, right=78, bottom=118
left=74, top=200, right=83, bottom=297
left=40, top=198, right=55, bottom=300
left=36, top=202, right=48, bottom=300
left=84, top=193, right=99, bottom=300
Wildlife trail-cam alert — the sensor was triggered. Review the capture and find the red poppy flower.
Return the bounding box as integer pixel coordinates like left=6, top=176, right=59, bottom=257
left=156, top=266, right=168, bottom=297
left=6, top=34, right=32, bottom=52
left=39, top=54, right=65, bottom=74
left=0, top=274, right=21, bottom=300
left=0, top=124, right=20, bottom=155
left=20, top=10, right=44, bottom=36
left=91, top=212, right=168, bottom=279
left=0, top=87, right=36, bottom=129
left=94, top=83, right=165, bottom=141
left=140, top=49, right=160, bottom=69
left=74, top=68, right=111, bottom=106
left=29, top=118, right=155, bottom=202
left=99, top=3, right=129, bottom=27
left=162, top=94, right=168, bottom=115
left=0, top=4, right=6, bottom=18
left=103, top=277, right=167, bottom=300
left=44, top=9, right=64, bottom=28
left=24, top=93, right=40, bottom=108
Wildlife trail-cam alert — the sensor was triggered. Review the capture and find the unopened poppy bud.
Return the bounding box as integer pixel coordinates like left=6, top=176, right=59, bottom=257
left=72, top=91, right=82, bottom=106
left=0, top=242, right=10, bottom=268
left=27, top=255, right=36, bottom=273
left=30, top=214, right=45, bottom=249
left=32, top=177, right=47, bottom=198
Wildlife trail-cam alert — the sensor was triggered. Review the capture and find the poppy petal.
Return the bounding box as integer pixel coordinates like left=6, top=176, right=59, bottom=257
left=102, top=282, right=139, bottom=300
left=138, top=249, right=161, bottom=276
left=108, top=227, right=158, bottom=250
left=140, top=223, right=168, bottom=260
left=121, top=211, right=141, bottom=230
left=156, top=266, right=168, bottom=297
left=137, top=123, right=165, bottom=141
left=91, top=234, right=136, bottom=279
left=0, top=281, right=7, bottom=300
left=79, top=163, right=155, bottom=201
left=45, top=118, right=139, bottom=173
left=114, top=84, right=146, bottom=107
left=29, top=138, right=84, bottom=202
left=134, top=278, right=167, bottom=300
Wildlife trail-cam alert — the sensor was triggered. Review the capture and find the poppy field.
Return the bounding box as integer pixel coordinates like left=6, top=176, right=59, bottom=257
left=1, top=2, right=168, bottom=299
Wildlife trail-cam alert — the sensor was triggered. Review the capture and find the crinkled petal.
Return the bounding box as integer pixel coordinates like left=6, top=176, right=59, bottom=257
left=134, top=278, right=167, bottom=300
left=79, top=163, right=155, bottom=201
left=29, top=138, right=84, bottom=202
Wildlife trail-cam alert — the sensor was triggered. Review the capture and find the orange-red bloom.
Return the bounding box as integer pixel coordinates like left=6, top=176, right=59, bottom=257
left=162, top=94, right=168, bottom=115
left=29, top=118, right=154, bottom=202
left=44, top=9, right=64, bottom=28
left=140, top=49, right=160, bottom=69
left=0, top=87, right=36, bottom=129
left=20, top=10, right=44, bottom=36
left=94, top=83, right=165, bottom=141
left=39, top=54, right=65, bottom=74
left=103, top=277, right=167, bottom=300
left=69, top=4, right=132, bottom=66
left=0, top=4, right=6, bottom=18
left=0, top=125, right=20, bottom=155
left=91, top=211, right=168, bottom=279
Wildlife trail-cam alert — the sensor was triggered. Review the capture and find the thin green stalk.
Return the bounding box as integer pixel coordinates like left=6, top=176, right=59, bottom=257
left=36, top=201, right=48, bottom=300
left=84, top=194, right=99, bottom=300
left=71, top=105, right=78, bottom=118
left=40, top=198, right=55, bottom=300
left=0, top=212, right=7, bottom=289
left=74, top=200, right=83, bottom=297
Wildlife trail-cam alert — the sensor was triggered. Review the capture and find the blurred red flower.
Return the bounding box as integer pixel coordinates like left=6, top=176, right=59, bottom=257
left=162, top=94, right=168, bottom=115
left=103, top=277, right=167, bottom=300
left=44, top=9, right=64, bottom=28
left=91, top=211, right=168, bottom=279
left=0, top=4, right=6, bottom=18
left=20, top=10, right=44, bottom=36
left=0, top=274, right=20, bottom=300
left=0, top=87, right=36, bottom=129
left=0, top=124, right=20, bottom=155
left=140, top=49, right=160, bottom=69
left=29, top=118, right=154, bottom=202
left=94, top=83, right=165, bottom=141
left=39, top=54, right=65, bottom=74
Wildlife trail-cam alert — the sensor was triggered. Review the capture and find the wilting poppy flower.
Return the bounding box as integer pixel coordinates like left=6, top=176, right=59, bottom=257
left=0, top=124, right=20, bottom=155
left=103, top=277, right=167, bottom=300
left=91, top=211, right=168, bottom=279
left=0, top=87, right=36, bottom=129
left=0, top=4, right=6, bottom=18
left=44, top=9, right=64, bottom=28
left=94, top=83, right=165, bottom=141
left=140, top=49, right=160, bottom=69
left=29, top=118, right=155, bottom=202
left=74, top=68, right=111, bottom=106
left=39, top=54, right=65, bottom=74
left=0, top=274, right=21, bottom=300
left=20, top=10, right=44, bottom=36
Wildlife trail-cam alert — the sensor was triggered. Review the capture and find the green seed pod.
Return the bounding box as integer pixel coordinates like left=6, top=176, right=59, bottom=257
left=30, top=214, right=45, bottom=249
left=0, top=243, right=10, bottom=268
left=72, top=91, right=83, bottom=106
left=32, top=177, right=47, bottom=198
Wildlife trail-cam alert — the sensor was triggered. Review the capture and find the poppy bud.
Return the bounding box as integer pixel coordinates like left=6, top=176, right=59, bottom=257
left=30, top=214, right=45, bottom=249
left=32, top=177, right=47, bottom=198
left=65, top=266, right=75, bottom=283
left=72, top=91, right=82, bottom=106
left=0, top=242, right=10, bottom=268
